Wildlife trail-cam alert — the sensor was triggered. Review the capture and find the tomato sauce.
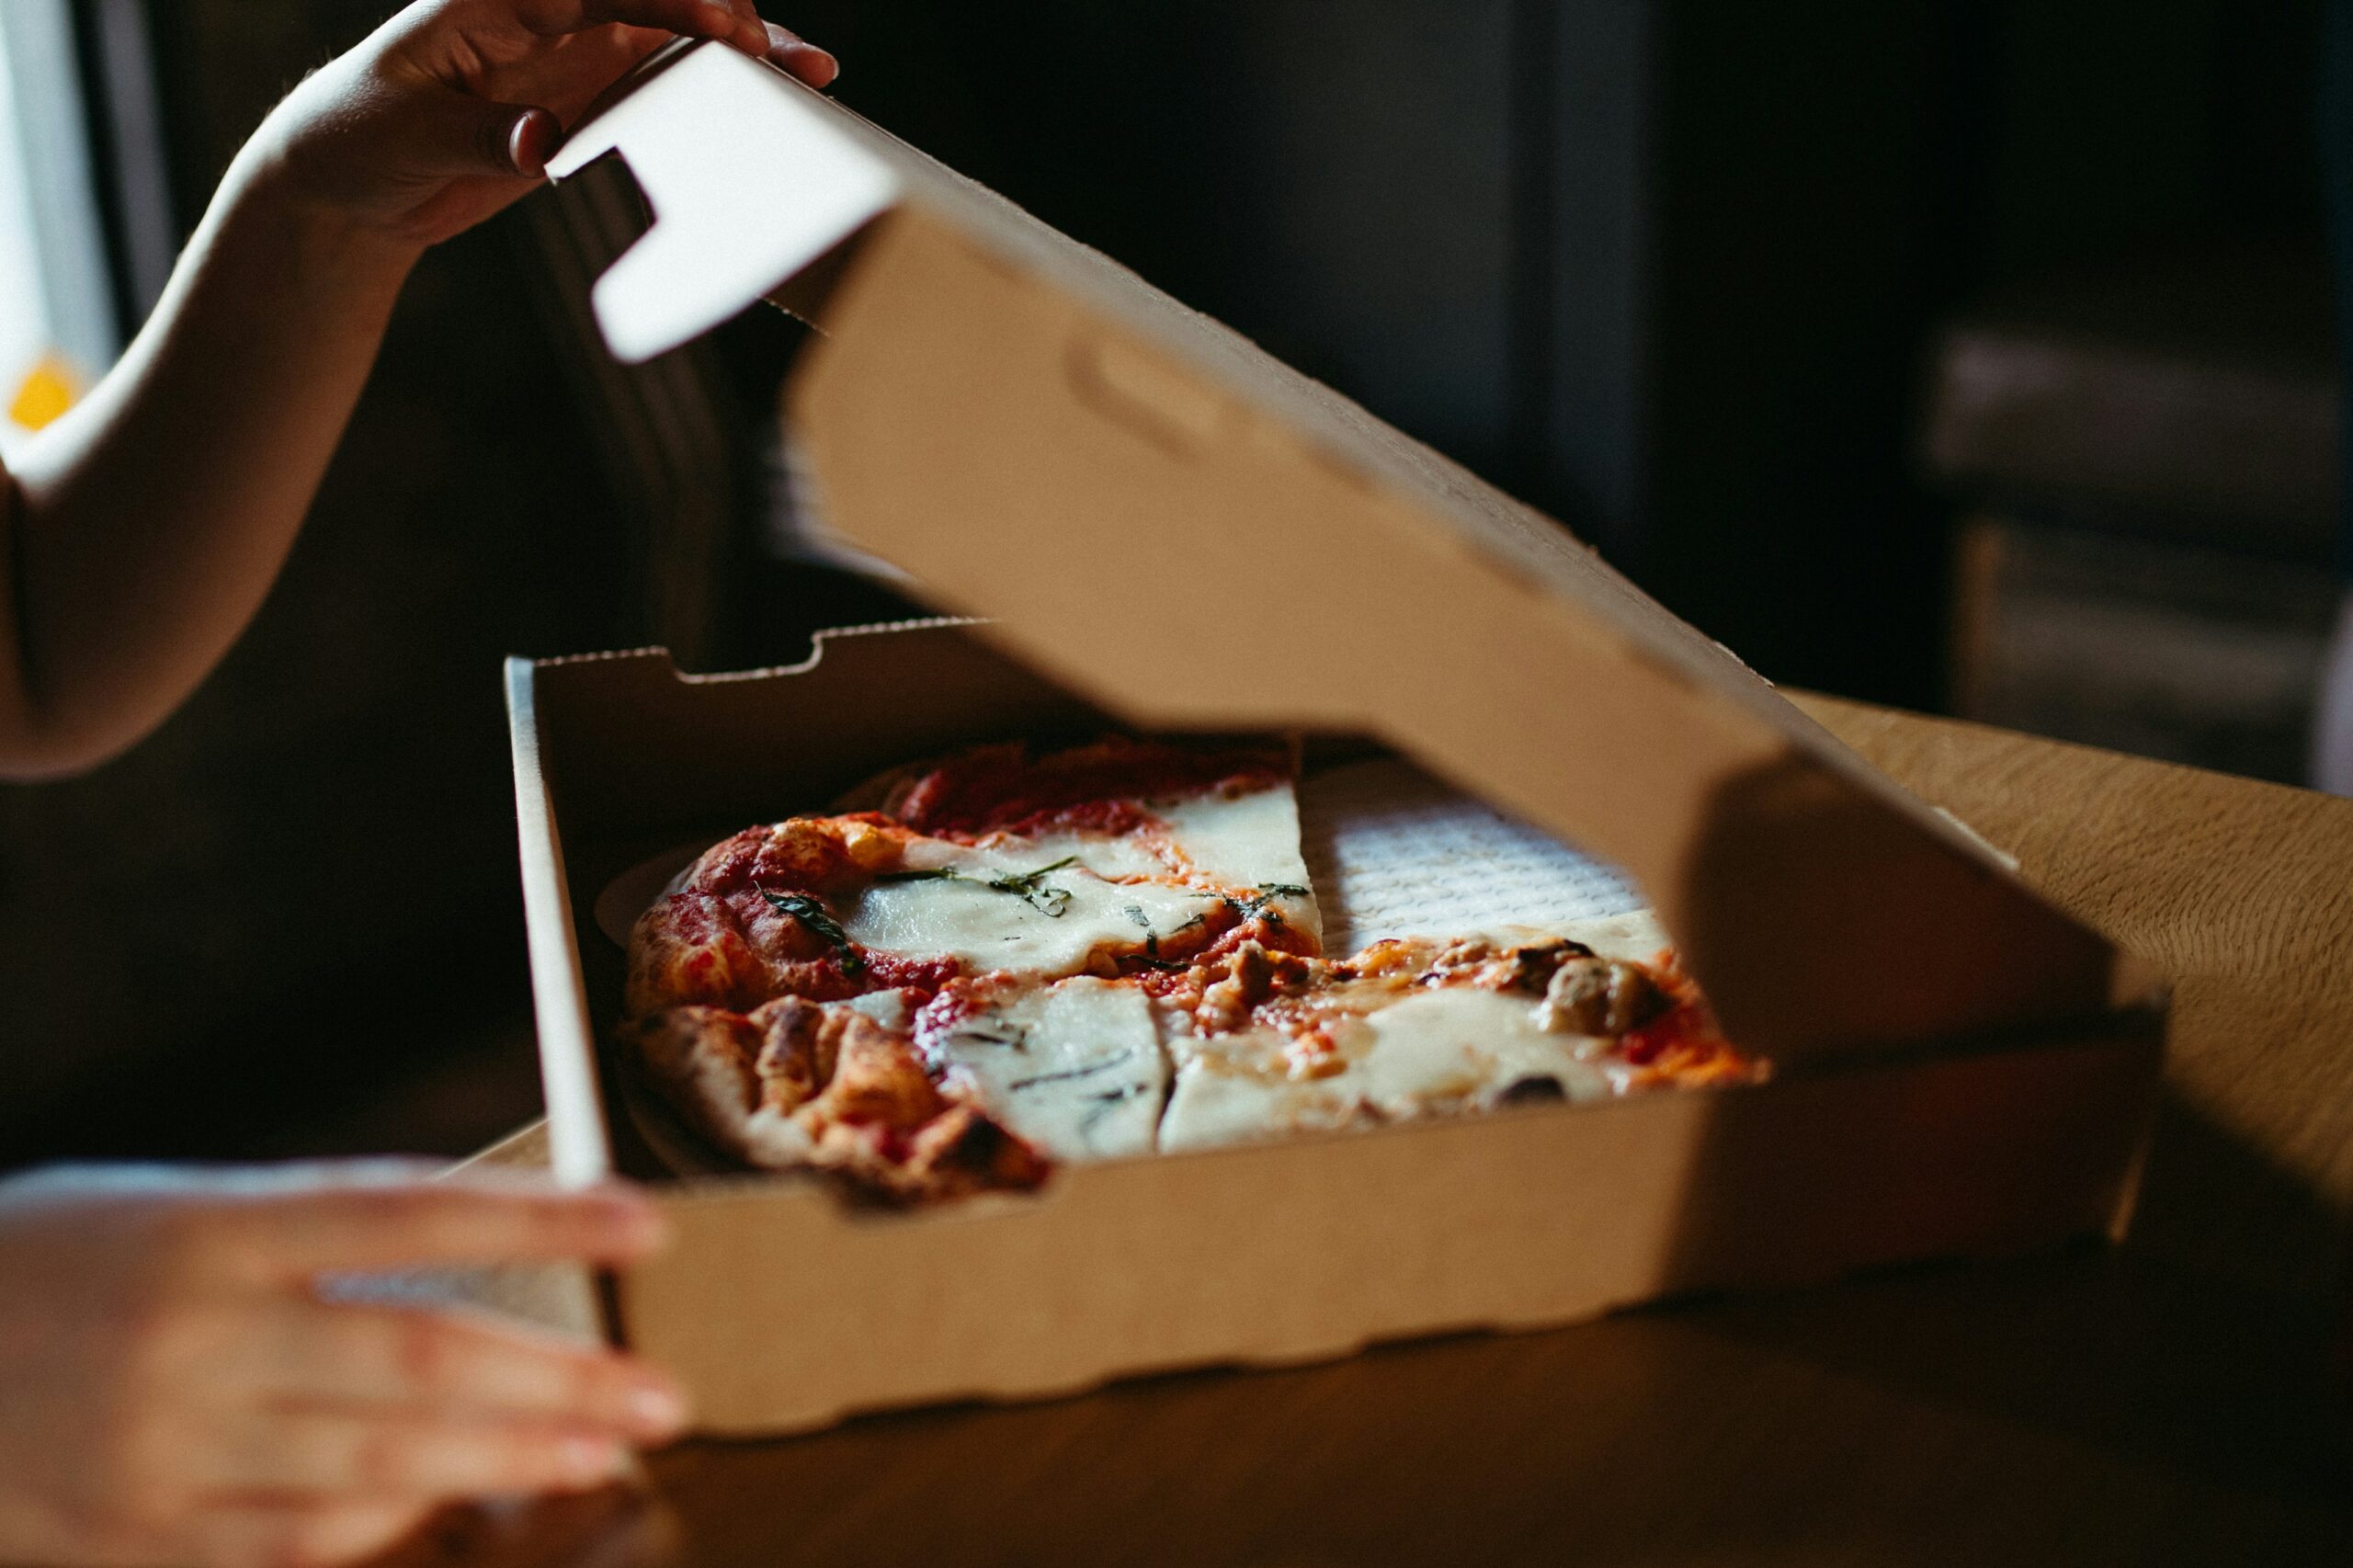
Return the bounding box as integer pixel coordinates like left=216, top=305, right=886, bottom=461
left=890, top=737, right=1287, bottom=837
left=1617, top=952, right=1750, bottom=1080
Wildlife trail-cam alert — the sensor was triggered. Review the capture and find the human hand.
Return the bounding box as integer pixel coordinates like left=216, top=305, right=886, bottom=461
left=240, top=1, right=838, bottom=255
left=0, top=1162, right=684, bottom=1568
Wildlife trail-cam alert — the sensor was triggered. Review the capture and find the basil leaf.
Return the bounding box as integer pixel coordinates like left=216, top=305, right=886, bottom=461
left=985, top=856, right=1080, bottom=918
left=756, top=888, right=865, bottom=976
left=1221, top=889, right=1290, bottom=927
left=875, top=857, right=1078, bottom=918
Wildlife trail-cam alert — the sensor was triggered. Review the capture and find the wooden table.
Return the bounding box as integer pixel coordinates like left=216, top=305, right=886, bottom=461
left=390, top=698, right=2353, bottom=1567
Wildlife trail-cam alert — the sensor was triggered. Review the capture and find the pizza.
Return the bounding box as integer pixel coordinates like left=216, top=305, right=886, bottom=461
left=618, top=736, right=1758, bottom=1203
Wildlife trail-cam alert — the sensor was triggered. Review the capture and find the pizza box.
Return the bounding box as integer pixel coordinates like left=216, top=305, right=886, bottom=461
left=502, top=42, right=2166, bottom=1436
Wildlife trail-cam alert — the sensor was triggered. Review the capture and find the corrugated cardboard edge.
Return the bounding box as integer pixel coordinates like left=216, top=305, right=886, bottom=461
left=506, top=658, right=611, bottom=1191
left=435, top=1127, right=607, bottom=1345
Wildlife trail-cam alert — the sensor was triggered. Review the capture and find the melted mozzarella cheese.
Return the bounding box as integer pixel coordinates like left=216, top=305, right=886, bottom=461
left=1355, top=989, right=1610, bottom=1111
left=1156, top=786, right=1322, bottom=943
left=843, top=844, right=1221, bottom=976
left=1157, top=988, right=1610, bottom=1153
left=1156, top=1028, right=1362, bottom=1153
left=938, top=977, right=1168, bottom=1161
left=987, top=828, right=1169, bottom=884
left=866, top=781, right=1324, bottom=960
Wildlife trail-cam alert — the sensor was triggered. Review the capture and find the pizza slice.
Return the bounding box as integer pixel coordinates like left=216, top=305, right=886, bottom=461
left=620, top=991, right=1051, bottom=1200
left=915, top=974, right=1168, bottom=1162
left=1156, top=914, right=1750, bottom=1153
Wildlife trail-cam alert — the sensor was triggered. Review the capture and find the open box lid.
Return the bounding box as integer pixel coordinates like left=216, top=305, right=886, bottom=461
left=544, top=40, right=2145, bottom=1061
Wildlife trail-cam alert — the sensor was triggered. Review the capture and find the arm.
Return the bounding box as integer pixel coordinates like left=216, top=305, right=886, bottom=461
left=0, top=0, right=836, bottom=779
left=0, top=9, right=836, bottom=1567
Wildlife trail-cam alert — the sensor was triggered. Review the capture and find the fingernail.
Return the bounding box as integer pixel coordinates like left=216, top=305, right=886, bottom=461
left=589, top=1188, right=669, bottom=1245
left=627, top=1379, right=689, bottom=1435
left=770, top=32, right=839, bottom=87
left=794, top=45, right=841, bottom=85
left=560, top=1437, right=629, bottom=1484
left=506, top=110, right=555, bottom=179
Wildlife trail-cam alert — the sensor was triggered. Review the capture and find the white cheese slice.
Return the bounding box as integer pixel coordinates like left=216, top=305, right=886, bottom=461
left=937, top=977, right=1168, bottom=1162
left=1155, top=1028, right=1364, bottom=1153
left=1154, top=785, right=1322, bottom=943
left=843, top=844, right=1222, bottom=976
left=988, top=828, right=1168, bottom=884
left=849, top=778, right=1322, bottom=971
left=1355, top=989, right=1611, bottom=1111
left=1158, top=987, right=1611, bottom=1153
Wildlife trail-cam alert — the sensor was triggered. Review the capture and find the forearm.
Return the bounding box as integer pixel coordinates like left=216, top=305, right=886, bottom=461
left=0, top=149, right=422, bottom=778
left=0, top=1, right=831, bottom=784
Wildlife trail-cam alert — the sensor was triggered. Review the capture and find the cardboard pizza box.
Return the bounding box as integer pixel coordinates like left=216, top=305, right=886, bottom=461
left=504, top=42, right=2166, bottom=1435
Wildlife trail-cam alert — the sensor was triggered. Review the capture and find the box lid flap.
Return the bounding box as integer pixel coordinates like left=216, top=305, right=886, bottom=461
left=546, top=43, right=2138, bottom=1060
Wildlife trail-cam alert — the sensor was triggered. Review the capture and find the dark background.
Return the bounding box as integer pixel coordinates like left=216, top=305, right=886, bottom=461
left=0, top=0, right=2331, bottom=1167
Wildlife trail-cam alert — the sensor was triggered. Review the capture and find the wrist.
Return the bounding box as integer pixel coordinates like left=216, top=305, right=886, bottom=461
left=212, top=145, right=427, bottom=305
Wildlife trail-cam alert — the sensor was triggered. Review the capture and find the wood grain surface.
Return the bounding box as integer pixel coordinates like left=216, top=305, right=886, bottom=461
left=383, top=702, right=2353, bottom=1568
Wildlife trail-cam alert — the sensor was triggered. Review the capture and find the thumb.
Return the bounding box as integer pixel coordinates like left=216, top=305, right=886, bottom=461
left=425, top=88, right=563, bottom=180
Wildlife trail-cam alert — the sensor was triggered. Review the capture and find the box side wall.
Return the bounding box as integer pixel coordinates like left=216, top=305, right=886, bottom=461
left=506, top=657, right=618, bottom=1188
left=621, top=1025, right=2159, bottom=1436
left=528, top=628, right=1101, bottom=846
